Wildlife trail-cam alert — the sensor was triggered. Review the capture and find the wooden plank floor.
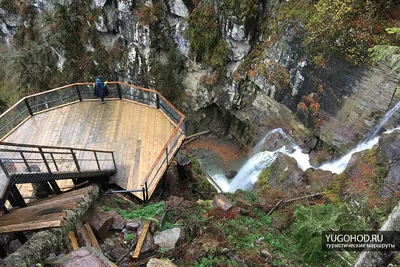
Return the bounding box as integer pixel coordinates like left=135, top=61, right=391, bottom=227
left=3, top=100, right=182, bottom=200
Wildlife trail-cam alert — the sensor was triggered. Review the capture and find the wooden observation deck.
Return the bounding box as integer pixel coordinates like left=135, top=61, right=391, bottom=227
left=0, top=82, right=185, bottom=201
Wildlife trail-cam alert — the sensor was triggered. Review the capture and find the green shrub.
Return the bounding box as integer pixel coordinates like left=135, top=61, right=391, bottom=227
left=304, top=0, right=396, bottom=65
left=185, top=0, right=228, bottom=68
left=291, top=204, right=368, bottom=265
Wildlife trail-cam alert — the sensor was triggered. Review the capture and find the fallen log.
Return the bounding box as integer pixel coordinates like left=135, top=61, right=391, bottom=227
left=1, top=184, right=100, bottom=267
left=267, top=193, right=322, bottom=215
left=184, top=130, right=211, bottom=141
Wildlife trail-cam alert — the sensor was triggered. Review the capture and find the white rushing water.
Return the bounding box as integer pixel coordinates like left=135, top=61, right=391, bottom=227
left=214, top=100, right=400, bottom=192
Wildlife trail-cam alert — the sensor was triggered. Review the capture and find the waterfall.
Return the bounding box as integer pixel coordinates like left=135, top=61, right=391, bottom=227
left=365, top=100, right=400, bottom=141
left=229, top=147, right=287, bottom=192
left=219, top=100, right=400, bottom=192
left=250, top=128, right=287, bottom=154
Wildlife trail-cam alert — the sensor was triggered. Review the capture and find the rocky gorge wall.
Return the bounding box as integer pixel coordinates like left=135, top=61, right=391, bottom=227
left=1, top=0, right=399, bottom=157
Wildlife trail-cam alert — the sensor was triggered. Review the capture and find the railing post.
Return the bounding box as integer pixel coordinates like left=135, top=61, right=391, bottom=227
left=94, top=151, right=101, bottom=170
left=117, top=83, right=122, bottom=100
left=0, top=160, right=10, bottom=178
left=20, top=152, right=32, bottom=172
left=38, top=147, right=51, bottom=173
left=75, top=85, right=82, bottom=101
left=10, top=185, right=26, bottom=208
left=70, top=149, right=81, bottom=172
left=24, top=98, right=33, bottom=116
left=111, top=152, right=117, bottom=170
left=165, top=147, right=169, bottom=165
left=155, top=93, right=160, bottom=109
left=49, top=180, right=62, bottom=195
left=142, top=187, right=146, bottom=203
left=50, top=153, right=59, bottom=171
left=145, top=182, right=149, bottom=202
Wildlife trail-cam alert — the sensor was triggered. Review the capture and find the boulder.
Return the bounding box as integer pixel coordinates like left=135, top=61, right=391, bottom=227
left=147, top=258, right=177, bottom=267
left=83, top=205, right=114, bottom=239
left=212, top=194, right=233, bottom=211
left=263, top=131, right=290, bottom=151
left=167, top=0, right=188, bottom=18
left=154, top=227, right=183, bottom=250
left=305, top=169, right=333, bottom=191
left=109, top=211, right=126, bottom=230
left=225, top=170, right=237, bottom=179
left=125, top=220, right=139, bottom=230
left=53, top=247, right=115, bottom=267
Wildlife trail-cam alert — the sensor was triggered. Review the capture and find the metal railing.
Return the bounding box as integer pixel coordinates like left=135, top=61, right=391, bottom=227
left=0, top=142, right=116, bottom=184
left=0, top=82, right=185, bottom=201
left=0, top=142, right=117, bottom=210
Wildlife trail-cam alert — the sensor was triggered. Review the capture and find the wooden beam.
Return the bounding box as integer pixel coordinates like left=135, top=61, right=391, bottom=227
left=0, top=217, right=64, bottom=233
left=1, top=201, right=76, bottom=223
left=67, top=231, right=80, bottom=250
left=76, top=224, right=91, bottom=247
left=84, top=223, right=102, bottom=253
left=132, top=220, right=151, bottom=259
left=0, top=212, right=66, bottom=227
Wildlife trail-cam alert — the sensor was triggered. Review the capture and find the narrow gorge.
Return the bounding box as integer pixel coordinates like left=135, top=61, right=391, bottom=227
left=1, top=0, right=400, bottom=266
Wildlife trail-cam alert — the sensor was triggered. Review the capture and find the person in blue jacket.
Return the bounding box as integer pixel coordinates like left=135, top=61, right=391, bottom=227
left=94, top=77, right=109, bottom=103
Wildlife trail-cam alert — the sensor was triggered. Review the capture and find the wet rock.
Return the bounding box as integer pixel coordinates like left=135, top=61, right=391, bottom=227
left=309, top=149, right=334, bottom=166
left=255, top=154, right=306, bottom=197
left=212, top=194, right=233, bottom=211
left=154, top=227, right=183, bottom=250
left=263, top=131, right=290, bottom=151
left=125, top=220, right=139, bottom=230
left=147, top=258, right=177, bottom=267
left=225, top=170, right=237, bottom=179
left=53, top=246, right=115, bottom=267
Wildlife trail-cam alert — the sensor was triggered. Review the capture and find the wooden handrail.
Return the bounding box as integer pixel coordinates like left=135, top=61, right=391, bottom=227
left=0, top=98, right=27, bottom=120
left=0, top=141, right=114, bottom=153
left=25, top=83, right=77, bottom=98
left=156, top=92, right=185, bottom=120
left=141, top=118, right=184, bottom=187
left=107, top=81, right=157, bottom=93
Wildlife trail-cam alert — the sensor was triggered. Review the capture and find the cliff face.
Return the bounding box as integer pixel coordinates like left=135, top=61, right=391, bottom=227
left=1, top=0, right=399, bottom=154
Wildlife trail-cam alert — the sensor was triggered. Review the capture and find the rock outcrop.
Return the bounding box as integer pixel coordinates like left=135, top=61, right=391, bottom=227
left=0, top=0, right=398, bottom=154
